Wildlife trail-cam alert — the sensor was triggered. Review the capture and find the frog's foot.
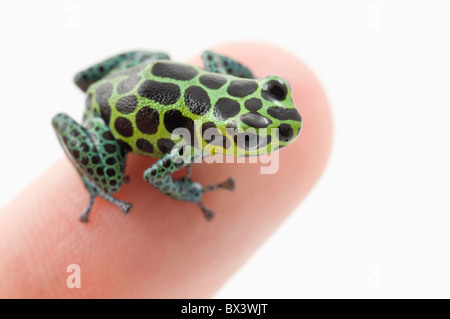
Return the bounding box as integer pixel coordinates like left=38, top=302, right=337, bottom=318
left=202, top=177, right=235, bottom=193
left=52, top=113, right=130, bottom=222
left=196, top=178, right=235, bottom=221
left=79, top=178, right=133, bottom=223
left=143, top=147, right=235, bottom=221
left=74, top=50, right=170, bottom=91
left=198, top=201, right=215, bottom=221
left=183, top=165, right=234, bottom=193
left=202, top=50, right=254, bottom=79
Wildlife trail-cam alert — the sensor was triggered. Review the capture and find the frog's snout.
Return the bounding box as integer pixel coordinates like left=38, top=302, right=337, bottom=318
left=290, top=108, right=303, bottom=138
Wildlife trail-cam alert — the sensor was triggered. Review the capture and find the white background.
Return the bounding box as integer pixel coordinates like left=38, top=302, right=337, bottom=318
left=1, top=0, right=449, bottom=298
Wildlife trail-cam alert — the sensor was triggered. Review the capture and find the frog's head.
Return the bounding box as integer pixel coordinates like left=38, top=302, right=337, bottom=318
left=224, top=76, right=302, bottom=156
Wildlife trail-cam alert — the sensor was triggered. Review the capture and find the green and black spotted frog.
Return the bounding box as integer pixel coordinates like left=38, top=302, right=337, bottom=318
left=52, top=50, right=302, bottom=222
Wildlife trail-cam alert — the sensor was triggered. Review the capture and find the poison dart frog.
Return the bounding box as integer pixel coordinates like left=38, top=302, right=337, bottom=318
left=52, top=50, right=302, bottom=222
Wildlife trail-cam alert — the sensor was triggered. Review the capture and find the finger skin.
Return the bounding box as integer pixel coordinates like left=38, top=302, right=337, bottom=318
left=0, top=42, right=332, bottom=298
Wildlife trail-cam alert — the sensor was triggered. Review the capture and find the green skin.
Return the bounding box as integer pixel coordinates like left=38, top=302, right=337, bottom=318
left=52, top=50, right=302, bottom=222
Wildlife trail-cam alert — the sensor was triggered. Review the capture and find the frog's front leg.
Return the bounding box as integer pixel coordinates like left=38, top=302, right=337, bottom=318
left=143, top=147, right=235, bottom=221
left=52, top=113, right=131, bottom=222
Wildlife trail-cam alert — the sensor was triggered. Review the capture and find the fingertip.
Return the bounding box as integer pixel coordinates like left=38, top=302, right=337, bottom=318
left=0, top=42, right=332, bottom=298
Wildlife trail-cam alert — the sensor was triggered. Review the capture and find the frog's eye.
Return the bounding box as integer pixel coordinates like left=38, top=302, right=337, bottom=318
left=261, top=79, right=288, bottom=102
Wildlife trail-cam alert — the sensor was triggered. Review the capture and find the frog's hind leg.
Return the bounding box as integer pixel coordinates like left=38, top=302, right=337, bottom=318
left=202, top=50, right=254, bottom=79
left=52, top=113, right=132, bottom=222
left=74, top=50, right=170, bottom=92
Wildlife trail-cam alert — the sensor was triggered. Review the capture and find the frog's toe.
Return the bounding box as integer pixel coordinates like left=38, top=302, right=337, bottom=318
left=79, top=213, right=90, bottom=223
left=220, top=177, right=235, bottom=191
left=78, top=194, right=95, bottom=223
left=118, top=201, right=133, bottom=215
left=198, top=202, right=215, bottom=221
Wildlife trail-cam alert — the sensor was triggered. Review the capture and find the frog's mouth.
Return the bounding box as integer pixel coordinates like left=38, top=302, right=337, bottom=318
left=233, top=132, right=271, bottom=151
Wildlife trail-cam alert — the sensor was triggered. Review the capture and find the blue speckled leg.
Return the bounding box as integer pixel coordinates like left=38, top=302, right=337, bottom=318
left=74, top=50, right=170, bottom=91
left=143, top=146, right=235, bottom=221
left=202, top=50, right=254, bottom=79
left=52, top=113, right=132, bottom=222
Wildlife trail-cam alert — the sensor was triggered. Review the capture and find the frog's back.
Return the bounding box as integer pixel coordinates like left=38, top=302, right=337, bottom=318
left=84, top=60, right=258, bottom=158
